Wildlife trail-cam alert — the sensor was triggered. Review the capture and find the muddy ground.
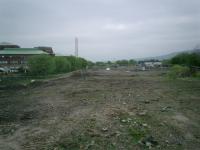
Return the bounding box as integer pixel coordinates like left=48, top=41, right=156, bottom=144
left=0, top=69, right=200, bottom=150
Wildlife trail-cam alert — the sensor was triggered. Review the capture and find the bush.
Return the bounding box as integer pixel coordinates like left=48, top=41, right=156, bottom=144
left=162, top=59, right=171, bottom=66
left=129, top=59, right=136, bottom=65
left=28, top=55, right=89, bottom=76
left=54, top=57, right=71, bottom=73
left=116, top=60, right=129, bottom=66
left=95, top=61, right=106, bottom=67
left=28, top=55, right=55, bottom=76
left=171, top=53, right=200, bottom=67
left=65, top=56, right=88, bottom=70
left=77, top=57, right=88, bottom=69
left=193, top=71, right=200, bottom=78
left=65, top=56, right=78, bottom=71
left=168, top=65, right=190, bottom=79
left=87, top=61, right=95, bottom=68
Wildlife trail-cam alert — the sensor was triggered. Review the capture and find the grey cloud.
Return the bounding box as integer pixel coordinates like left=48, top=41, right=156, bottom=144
left=0, top=0, right=200, bottom=61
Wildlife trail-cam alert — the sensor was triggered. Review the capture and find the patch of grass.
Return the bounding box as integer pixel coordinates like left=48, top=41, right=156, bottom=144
left=194, top=71, right=200, bottom=78
left=53, top=131, right=116, bottom=150
left=128, top=127, right=146, bottom=143
left=0, top=124, right=18, bottom=136
left=167, top=65, right=190, bottom=79
left=0, top=88, right=39, bottom=123
left=0, top=76, right=30, bottom=87
left=117, top=113, right=150, bottom=145
left=52, top=117, right=117, bottom=150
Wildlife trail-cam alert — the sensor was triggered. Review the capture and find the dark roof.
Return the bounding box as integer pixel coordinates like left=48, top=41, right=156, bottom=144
left=0, top=42, right=20, bottom=50
left=35, top=46, right=54, bottom=55
left=0, top=42, right=16, bottom=45
left=0, top=48, right=48, bottom=55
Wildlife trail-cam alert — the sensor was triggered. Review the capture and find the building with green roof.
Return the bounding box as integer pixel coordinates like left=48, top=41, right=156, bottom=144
left=0, top=48, right=48, bottom=55
left=0, top=48, right=49, bottom=67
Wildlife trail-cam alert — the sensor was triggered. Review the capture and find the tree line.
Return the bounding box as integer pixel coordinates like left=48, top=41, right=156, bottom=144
left=94, top=59, right=136, bottom=67
left=170, top=53, right=200, bottom=67
left=27, top=52, right=200, bottom=78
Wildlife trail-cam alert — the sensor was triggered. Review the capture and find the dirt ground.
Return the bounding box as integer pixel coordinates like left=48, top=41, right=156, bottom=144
left=0, top=69, right=200, bottom=150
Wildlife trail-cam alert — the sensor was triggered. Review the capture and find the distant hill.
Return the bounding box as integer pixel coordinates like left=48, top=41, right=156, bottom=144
left=137, top=48, right=200, bottom=61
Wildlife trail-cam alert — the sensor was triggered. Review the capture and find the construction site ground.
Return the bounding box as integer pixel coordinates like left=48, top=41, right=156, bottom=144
left=0, top=69, right=200, bottom=150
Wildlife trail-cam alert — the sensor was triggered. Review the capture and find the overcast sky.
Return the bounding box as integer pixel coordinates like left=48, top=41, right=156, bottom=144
left=0, top=0, right=200, bottom=61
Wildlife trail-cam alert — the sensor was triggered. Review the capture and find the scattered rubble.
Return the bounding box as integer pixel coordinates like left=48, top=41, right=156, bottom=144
left=144, top=100, right=150, bottom=104
left=123, top=102, right=127, bottom=105
left=121, top=119, right=127, bottom=123
left=101, top=127, right=108, bottom=132
left=137, top=110, right=147, bottom=116
left=31, top=79, right=35, bottom=83
left=120, top=118, right=132, bottom=123
left=140, top=135, right=158, bottom=149
left=142, top=123, right=148, bottom=127
left=161, top=106, right=172, bottom=112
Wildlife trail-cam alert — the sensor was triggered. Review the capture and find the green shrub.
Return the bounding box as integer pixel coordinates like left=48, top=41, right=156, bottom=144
left=116, top=60, right=129, bottom=66
left=168, top=65, right=190, bottom=79
left=28, top=55, right=55, bottom=76
left=65, top=56, right=77, bottom=71
left=95, top=61, right=106, bottom=67
left=194, top=71, right=200, bottom=78
left=162, top=59, right=171, bottom=66
left=54, top=57, right=71, bottom=73
left=65, top=56, right=87, bottom=70
left=77, top=57, right=87, bottom=69
left=87, top=61, right=95, bottom=68
left=171, top=53, right=200, bottom=67
left=129, top=59, right=136, bottom=65
left=28, top=55, right=89, bottom=76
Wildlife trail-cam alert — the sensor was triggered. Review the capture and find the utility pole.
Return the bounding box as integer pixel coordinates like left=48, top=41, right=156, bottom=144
left=75, top=37, right=78, bottom=57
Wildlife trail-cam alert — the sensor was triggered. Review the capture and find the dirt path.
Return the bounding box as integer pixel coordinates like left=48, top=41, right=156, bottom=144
left=0, top=69, right=200, bottom=150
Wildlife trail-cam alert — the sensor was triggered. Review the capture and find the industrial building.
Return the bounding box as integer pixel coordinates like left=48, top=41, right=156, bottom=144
left=0, top=42, right=54, bottom=68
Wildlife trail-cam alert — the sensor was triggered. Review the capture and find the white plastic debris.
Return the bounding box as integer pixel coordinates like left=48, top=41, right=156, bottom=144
left=31, top=80, right=35, bottom=83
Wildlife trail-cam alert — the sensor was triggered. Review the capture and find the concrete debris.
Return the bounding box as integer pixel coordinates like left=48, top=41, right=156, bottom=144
left=161, top=106, right=172, bottom=112
left=138, top=110, right=147, bottom=116
left=145, top=142, right=152, bottom=149
left=144, top=100, right=150, bottom=104
left=159, top=122, right=165, bottom=126
left=123, top=102, right=127, bottom=105
left=30, top=80, right=35, bottom=83
left=115, top=131, right=121, bottom=137
left=127, top=118, right=132, bottom=122
left=140, top=135, right=158, bottom=149
left=121, top=118, right=132, bottom=123
left=121, top=119, right=126, bottom=123
left=86, top=140, right=95, bottom=149
left=165, top=140, right=169, bottom=144
left=133, top=121, right=137, bottom=124
left=142, top=123, right=148, bottom=127
left=102, top=127, right=108, bottom=132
